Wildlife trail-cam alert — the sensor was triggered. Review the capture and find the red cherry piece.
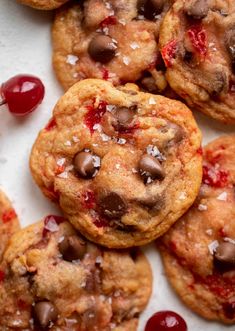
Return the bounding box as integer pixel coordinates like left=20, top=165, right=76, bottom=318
left=84, top=100, right=107, bottom=133
left=101, top=68, right=110, bottom=80
left=45, top=118, right=57, bottom=131
left=100, top=15, right=117, bottom=28
left=2, top=209, right=17, bottom=223
left=202, top=165, right=228, bottom=187
left=82, top=191, right=96, bottom=209
left=93, top=215, right=108, bottom=228
left=42, top=215, right=64, bottom=237
left=0, top=270, right=5, bottom=282
left=1, top=74, right=45, bottom=116
left=145, top=311, right=187, bottom=331
left=223, top=301, right=235, bottom=319
left=161, top=40, right=178, bottom=67
left=187, top=25, right=207, bottom=56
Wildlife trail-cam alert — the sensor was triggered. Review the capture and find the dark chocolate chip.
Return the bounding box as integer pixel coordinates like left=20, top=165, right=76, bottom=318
left=88, top=35, right=116, bottom=63
left=33, top=301, right=58, bottom=328
left=140, top=76, right=158, bottom=93
left=214, top=242, right=235, bottom=267
left=210, top=71, right=227, bottom=96
left=185, top=0, right=209, bottom=20
left=100, top=192, right=127, bottom=219
left=59, top=235, right=87, bottom=261
left=139, top=154, right=165, bottom=181
left=138, top=0, right=164, bottom=20
left=74, top=151, right=100, bottom=178
left=225, top=28, right=235, bottom=69
left=137, top=194, right=165, bottom=211
left=112, top=106, right=136, bottom=130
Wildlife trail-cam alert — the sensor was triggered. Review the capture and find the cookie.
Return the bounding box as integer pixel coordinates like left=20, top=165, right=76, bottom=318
left=160, top=135, right=235, bottom=324
left=0, top=216, right=152, bottom=330
left=30, top=79, right=202, bottom=248
left=159, top=0, right=235, bottom=124
left=52, top=0, right=172, bottom=92
left=18, top=0, right=69, bottom=10
left=0, top=190, right=19, bottom=262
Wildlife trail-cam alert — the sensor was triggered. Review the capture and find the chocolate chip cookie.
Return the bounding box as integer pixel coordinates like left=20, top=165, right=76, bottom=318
left=0, top=190, right=19, bottom=262
left=0, top=216, right=152, bottom=330
left=18, top=0, right=69, bottom=10
left=160, top=135, right=235, bottom=323
left=159, top=0, right=235, bottom=123
left=30, top=79, right=202, bottom=248
left=52, top=0, right=172, bottom=92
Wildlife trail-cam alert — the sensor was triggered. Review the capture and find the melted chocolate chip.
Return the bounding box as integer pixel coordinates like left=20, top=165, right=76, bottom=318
left=214, top=242, right=235, bottom=268
left=33, top=301, right=58, bottom=328
left=88, top=35, right=116, bottom=63
left=59, top=235, right=87, bottom=261
left=225, top=28, right=235, bottom=69
left=138, top=0, right=164, bottom=20
left=185, top=0, right=209, bottom=19
left=139, top=154, right=165, bottom=181
left=138, top=194, right=165, bottom=212
left=74, top=151, right=100, bottom=178
left=100, top=192, right=127, bottom=219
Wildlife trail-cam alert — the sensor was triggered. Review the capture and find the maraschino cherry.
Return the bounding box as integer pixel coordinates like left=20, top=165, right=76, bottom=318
left=145, top=311, right=187, bottom=331
left=0, top=74, right=45, bottom=116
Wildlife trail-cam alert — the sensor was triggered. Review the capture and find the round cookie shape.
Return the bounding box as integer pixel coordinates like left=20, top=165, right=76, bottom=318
left=159, top=0, right=235, bottom=123
left=18, top=0, right=69, bottom=10
left=0, top=216, right=152, bottom=330
left=52, top=0, right=172, bottom=92
left=160, top=135, right=235, bottom=324
left=30, top=79, right=202, bottom=248
left=0, top=190, right=19, bottom=262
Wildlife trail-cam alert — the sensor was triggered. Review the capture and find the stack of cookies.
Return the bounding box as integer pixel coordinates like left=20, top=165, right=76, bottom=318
left=0, top=0, right=234, bottom=329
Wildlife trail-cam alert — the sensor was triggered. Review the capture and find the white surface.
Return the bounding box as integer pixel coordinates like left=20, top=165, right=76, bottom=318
left=0, top=2, right=234, bottom=330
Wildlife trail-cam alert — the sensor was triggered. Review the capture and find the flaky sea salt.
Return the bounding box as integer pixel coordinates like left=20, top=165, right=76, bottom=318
left=198, top=204, right=207, bottom=211
left=72, top=136, right=79, bottom=142
left=64, top=141, right=72, bottom=146
left=123, top=56, right=130, bottom=65
left=217, top=192, right=227, bottom=201
left=57, top=158, right=66, bottom=166
left=57, top=171, right=68, bottom=179
left=101, top=133, right=111, bottom=142
left=206, top=229, right=213, bottom=236
left=149, top=97, right=156, bottom=105
left=130, top=42, right=140, bottom=50
left=208, top=240, right=219, bottom=255
left=179, top=192, right=187, bottom=200
left=66, top=54, right=79, bottom=65
left=224, top=237, right=235, bottom=245
left=117, top=138, right=126, bottom=145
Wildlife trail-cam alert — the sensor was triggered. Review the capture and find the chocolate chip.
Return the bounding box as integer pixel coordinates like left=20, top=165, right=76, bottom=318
left=33, top=301, right=58, bottom=328
left=225, top=28, right=235, bottom=69
left=139, top=154, right=165, bottom=181
left=214, top=242, right=235, bottom=268
left=112, top=106, right=136, bottom=130
left=100, top=192, right=127, bottom=219
left=210, top=71, right=227, bottom=96
left=88, top=35, right=116, bottom=63
left=74, top=151, right=100, bottom=178
left=138, top=0, right=164, bottom=20
left=59, top=235, right=87, bottom=261
left=137, top=194, right=165, bottom=211
left=140, top=76, right=158, bottom=93
left=185, top=0, right=209, bottom=19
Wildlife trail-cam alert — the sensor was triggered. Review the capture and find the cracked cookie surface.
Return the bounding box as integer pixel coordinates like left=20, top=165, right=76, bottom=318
left=18, top=0, right=69, bottom=10
left=0, top=217, right=152, bottom=330
left=0, top=190, right=19, bottom=263
left=159, top=0, right=235, bottom=123
left=52, top=0, right=173, bottom=92
left=30, top=79, right=202, bottom=248
left=160, top=135, right=235, bottom=324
